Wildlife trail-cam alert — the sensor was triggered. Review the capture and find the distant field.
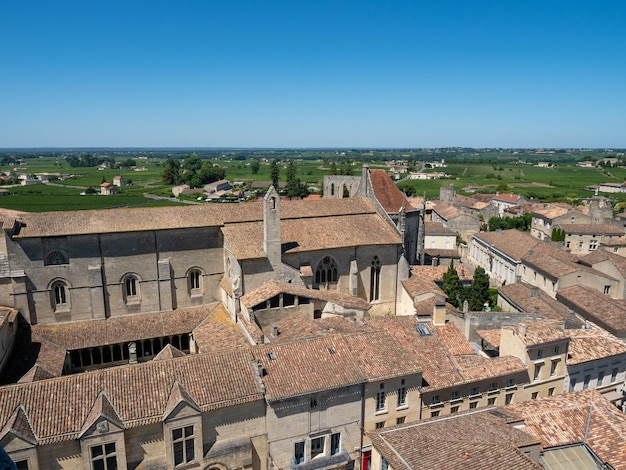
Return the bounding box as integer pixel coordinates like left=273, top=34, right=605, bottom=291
left=1, top=152, right=626, bottom=211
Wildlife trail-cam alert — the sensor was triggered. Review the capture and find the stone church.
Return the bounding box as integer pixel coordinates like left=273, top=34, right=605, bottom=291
left=0, top=169, right=418, bottom=469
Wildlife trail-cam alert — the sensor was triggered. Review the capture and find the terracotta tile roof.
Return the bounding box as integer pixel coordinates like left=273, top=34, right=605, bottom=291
left=492, top=193, right=524, bottom=204
left=369, top=169, right=415, bottom=213
left=0, top=405, right=37, bottom=445
left=503, top=319, right=568, bottom=348
left=251, top=336, right=366, bottom=402
left=565, top=326, right=626, bottom=365
left=367, top=317, right=523, bottom=391
left=222, top=211, right=401, bottom=260
left=343, top=331, right=422, bottom=381
left=521, top=243, right=606, bottom=280
left=410, top=265, right=473, bottom=282
left=557, top=285, right=626, bottom=336
left=240, top=281, right=371, bottom=311
left=237, top=314, right=264, bottom=345
left=368, top=408, right=541, bottom=470
left=473, top=229, right=540, bottom=260
left=17, top=365, right=57, bottom=383
left=498, top=282, right=579, bottom=325
left=504, top=390, right=626, bottom=469
left=601, top=235, right=626, bottom=246
left=0, top=349, right=263, bottom=445
left=32, top=304, right=215, bottom=350
left=532, top=205, right=570, bottom=220
left=580, top=249, right=626, bottom=279
left=79, top=391, right=123, bottom=438
left=476, top=329, right=502, bottom=348
left=152, top=344, right=186, bottom=361
left=424, top=221, right=455, bottom=234
left=262, top=313, right=375, bottom=344
left=163, top=381, right=200, bottom=420
left=412, top=298, right=456, bottom=316
left=431, top=201, right=460, bottom=220
left=559, top=223, right=624, bottom=235
left=401, top=275, right=445, bottom=298
left=191, top=303, right=251, bottom=353
left=7, top=197, right=380, bottom=238
left=424, top=248, right=461, bottom=258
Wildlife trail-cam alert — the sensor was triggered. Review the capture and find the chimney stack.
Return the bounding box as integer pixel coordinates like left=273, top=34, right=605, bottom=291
left=433, top=302, right=446, bottom=326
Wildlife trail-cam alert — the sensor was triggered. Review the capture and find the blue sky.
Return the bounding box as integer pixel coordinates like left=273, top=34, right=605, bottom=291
left=1, top=0, right=625, bottom=148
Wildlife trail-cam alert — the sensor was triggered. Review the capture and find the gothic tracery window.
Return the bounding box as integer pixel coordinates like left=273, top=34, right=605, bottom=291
left=315, top=256, right=338, bottom=285
left=45, top=250, right=68, bottom=266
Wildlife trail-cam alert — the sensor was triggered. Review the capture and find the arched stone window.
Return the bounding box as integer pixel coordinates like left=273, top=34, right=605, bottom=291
left=370, top=256, right=381, bottom=301
left=315, top=256, right=338, bottom=285
left=188, top=268, right=202, bottom=294
left=45, top=250, right=69, bottom=266
left=331, top=183, right=335, bottom=196
left=122, top=274, right=140, bottom=303
left=50, top=279, right=70, bottom=311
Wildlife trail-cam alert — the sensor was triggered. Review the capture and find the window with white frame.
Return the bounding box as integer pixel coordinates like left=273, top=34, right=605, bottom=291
left=534, top=363, right=543, bottom=381
left=294, top=441, right=305, bottom=464
left=90, top=442, right=118, bottom=470
left=172, top=425, right=195, bottom=466
left=376, top=391, right=386, bottom=411
left=397, top=381, right=407, bottom=407
left=604, top=285, right=611, bottom=295
left=330, top=433, right=341, bottom=456
left=550, top=360, right=558, bottom=376
left=310, top=437, right=324, bottom=459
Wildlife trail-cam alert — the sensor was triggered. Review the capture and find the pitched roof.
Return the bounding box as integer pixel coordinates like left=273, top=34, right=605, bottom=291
left=240, top=281, right=371, bottom=311
left=503, top=319, right=568, bottom=348
left=565, top=326, right=626, bottom=365
left=369, top=169, right=415, bottom=213
left=6, top=197, right=382, bottom=238
left=0, top=405, right=37, bottom=445
left=343, top=331, right=422, bottom=382
left=504, top=390, right=626, bottom=469
left=252, top=335, right=366, bottom=402
left=17, top=365, right=57, bottom=383
left=473, top=229, right=540, bottom=260
left=557, top=285, right=626, bottom=337
left=222, top=211, right=401, bottom=260
left=401, top=275, right=445, bottom=299
left=498, top=282, right=580, bottom=326
left=368, top=408, right=541, bottom=470
left=163, top=380, right=200, bottom=420
left=368, top=317, right=525, bottom=391
left=580, top=249, right=626, bottom=279
left=152, top=344, right=186, bottom=361
left=424, top=222, right=455, bottom=235
left=0, top=349, right=263, bottom=445
left=191, top=303, right=251, bottom=354
left=32, top=304, right=216, bottom=350
left=79, top=391, right=123, bottom=437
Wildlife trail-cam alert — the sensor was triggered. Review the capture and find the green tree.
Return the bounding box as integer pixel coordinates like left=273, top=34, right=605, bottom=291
left=182, top=155, right=202, bottom=172
left=468, top=266, right=490, bottom=311
left=551, top=227, right=566, bottom=242
left=270, top=159, right=280, bottom=188
left=441, top=261, right=462, bottom=308
left=250, top=159, right=260, bottom=175
left=161, top=159, right=181, bottom=184
left=329, top=161, right=337, bottom=175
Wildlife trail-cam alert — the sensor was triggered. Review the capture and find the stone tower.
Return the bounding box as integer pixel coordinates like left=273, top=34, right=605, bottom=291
left=264, top=186, right=281, bottom=270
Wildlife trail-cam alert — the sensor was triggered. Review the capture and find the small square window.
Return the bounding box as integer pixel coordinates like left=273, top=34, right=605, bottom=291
left=469, top=401, right=477, bottom=409
left=531, top=391, right=539, bottom=399
left=505, top=393, right=513, bottom=405
left=487, top=397, right=496, bottom=405
left=450, top=406, right=459, bottom=413
left=548, top=387, right=555, bottom=396
left=430, top=410, right=440, bottom=418
left=396, top=416, right=406, bottom=425
left=375, top=421, right=385, bottom=429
